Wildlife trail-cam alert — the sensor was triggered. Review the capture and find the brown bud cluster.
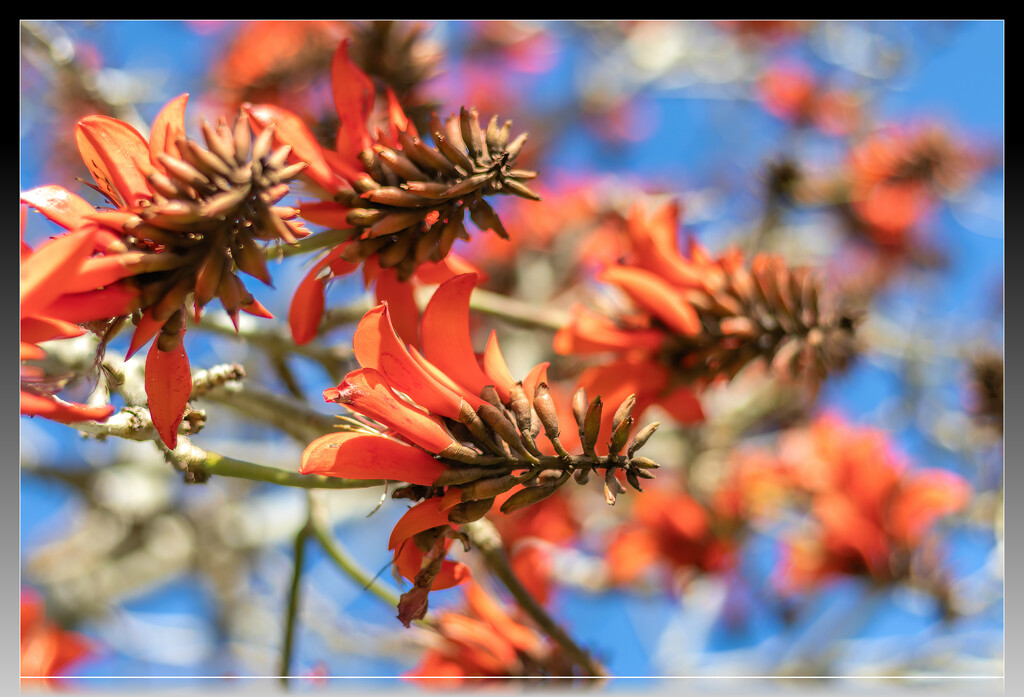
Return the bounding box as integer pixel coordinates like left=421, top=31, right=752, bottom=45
left=400, top=382, right=662, bottom=520
left=666, top=253, right=860, bottom=387
left=335, top=106, right=539, bottom=279
left=127, top=112, right=308, bottom=348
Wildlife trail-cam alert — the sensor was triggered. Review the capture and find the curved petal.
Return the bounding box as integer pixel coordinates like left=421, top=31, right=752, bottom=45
left=301, top=431, right=447, bottom=485
left=246, top=103, right=344, bottom=194
left=420, top=274, right=492, bottom=397
left=600, top=265, right=702, bottom=337
left=21, top=316, right=86, bottom=345
left=149, top=93, right=189, bottom=168
left=20, top=229, right=97, bottom=316
left=145, top=338, right=192, bottom=449
left=388, top=497, right=451, bottom=550
left=288, top=245, right=350, bottom=345
left=75, top=115, right=154, bottom=208
left=482, top=330, right=516, bottom=403
left=520, top=362, right=550, bottom=409
left=353, top=304, right=464, bottom=419
left=326, top=368, right=459, bottom=454
left=414, top=253, right=485, bottom=285
left=407, top=347, right=487, bottom=409
left=20, top=390, right=115, bottom=424
left=43, top=284, right=140, bottom=324
left=553, top=304, right=665, bottom=356
left=297, top=200, right=354, bottom=229
left=20, top=186, right=97, bottom=232
left=375, top=268, right=420, bottom=348
left=330, top=39, right=374, bottom=162
left=394, top=537, right=471, bottom=590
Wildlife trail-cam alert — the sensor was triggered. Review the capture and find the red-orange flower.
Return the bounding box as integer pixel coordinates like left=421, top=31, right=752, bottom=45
left=22, top=94, right=306, bottom=447
left=554, top=200, right=859, bottom=441
left=762, top=415, right=972, bottom=591
left=247, top=40, right=539, bottom=346
left=303, top=272, right=662, bottom=624
left=404, top=581, right=570, bottom=685
left=841, top=124, right=984, bottom=249
left=21, top=589, right=93, bottom=687
left=20, top=213, right=139, bottom=424
left=605, top=485, right=735, bottom=589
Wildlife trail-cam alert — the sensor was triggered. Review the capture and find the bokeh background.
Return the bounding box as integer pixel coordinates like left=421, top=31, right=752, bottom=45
left=20, top=20, right=1003, bottom=690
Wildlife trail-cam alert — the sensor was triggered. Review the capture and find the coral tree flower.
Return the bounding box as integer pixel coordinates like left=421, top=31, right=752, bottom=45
left=22, top=94, right=308, bottom=448
left=554, top=201, right=859, bottom=440
left=404, top=581, right=572, bottom=686
left=757, top=415, right=973, bottom=591
left=605, top=486, right=735, bottom=589
left=21, top=589, right=92, bottom=687
left=302, top=272, right=662, bottom=625
left=840, top=124, right=984, bottom=249
left=20, top=210, right=139, bottom=424
left=247, top=39, right=540, bottom=346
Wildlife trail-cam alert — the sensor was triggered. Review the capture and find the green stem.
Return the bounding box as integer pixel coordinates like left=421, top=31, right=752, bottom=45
left=166, top=441, right=385, bottom=490
left=279, top=520, right=310, bottom=686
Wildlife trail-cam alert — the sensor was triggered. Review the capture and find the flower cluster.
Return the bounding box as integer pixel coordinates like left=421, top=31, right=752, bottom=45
left=405, top=582, right=574, bottom=685
left=247, top=41, right=539, bottom=345
left=555, top=201, right=860, bottom=437
left=301, top=273, right=663, bottom=624
left=22, top=94, right=307, bottom=446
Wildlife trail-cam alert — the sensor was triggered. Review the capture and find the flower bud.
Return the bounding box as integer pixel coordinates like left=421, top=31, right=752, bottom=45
left=609, top=415, right=633, bottom=455
left=460, top=474, right=518, bottom=502
left=532, top=382, right=559, bottom=439
left=582, top=396, right=603, bottom=455
left=499, top=482, right=559, bottom=515
left=604, top=468, right=624, bottom=505
left=611, top=394, right=636, bottom=433
left=571, top=387, right=589, bottom=433
left=627, top=422, right=660, bottom=457
left=447, top=497, right=495, bottom=524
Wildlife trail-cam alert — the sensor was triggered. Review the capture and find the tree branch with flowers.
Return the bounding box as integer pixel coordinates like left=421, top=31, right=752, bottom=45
left=21, top=20, right=1002, bottom=687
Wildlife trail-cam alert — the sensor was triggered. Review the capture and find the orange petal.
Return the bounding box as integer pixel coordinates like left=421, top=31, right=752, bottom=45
left=42, top=284, right=140, bottom=324
left=482, top=330, right=516, bottom=403
left=145, top=339, right=192, bottom=449
left=375, top=268, right=420, bottom=348
left=888, top=470, right=971, bottom=545
left=20, top=390, right=115, bottom=424
left=301, top=431, right=447, bottom=485
left=126, top=307, right=164, bottom=359
left=326, top=368, right=458, bottom=454
left=20, top=185, right=98, bottom=231
left=407, top=346, right=486, bottom=409
left=149, top=93, right=189, bottom=168
left=21, top=317, right=85, bottom=345
left=246, top=103, right=343, bottom=194
left=553, top=304, right=665, bottom=356
left=600, top=265, right=702, bottom=336
left=297, top=200, right=354, bottom=229
left=388, top=497, right=452, bottom=550
left=465, top=581, right=542, bottom=653
left=20, top=229, right=97, bottom=316
left=414, top=253, right=486, bottom=285
left=420, top=274, right=493, bottom=397
left=330, top=40, right=374, bottom=163
left=353, top=305, right=463, bottom=419
left=75, top=115, right=154, bottom=208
